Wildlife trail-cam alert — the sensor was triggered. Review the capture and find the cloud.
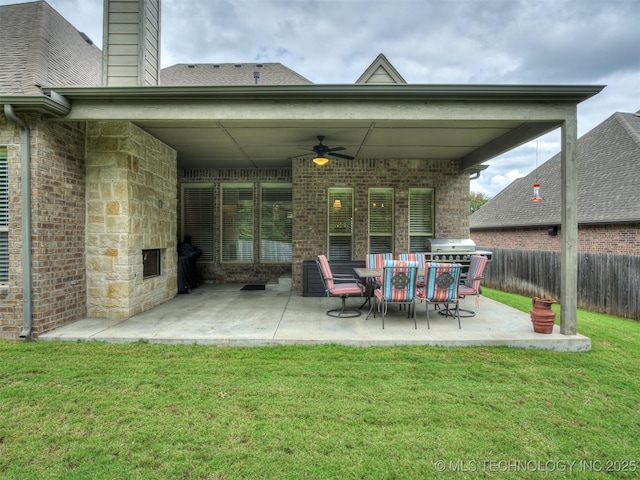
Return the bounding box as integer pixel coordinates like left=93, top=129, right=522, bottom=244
left=2, top=0, right=637, bottom=197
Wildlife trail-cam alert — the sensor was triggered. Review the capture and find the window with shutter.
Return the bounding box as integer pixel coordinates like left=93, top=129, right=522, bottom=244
left=409, top=188, right=434, bottom=252
left=181, top=184, right=215, bottom=261
left=222, top=184, right=253, bottom=262
left=368, top=188, right=393, bottom=253
left=0, top=148, right=8, bottom=285
left=328, top=188, right=353, bottom=260
left=260, top=184, right=292, bottom=263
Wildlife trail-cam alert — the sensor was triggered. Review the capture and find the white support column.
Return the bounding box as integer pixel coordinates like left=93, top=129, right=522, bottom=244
left=560, top=111, right=578, bottom=334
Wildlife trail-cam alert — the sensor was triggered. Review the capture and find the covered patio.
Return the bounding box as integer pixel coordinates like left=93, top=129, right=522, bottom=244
left=40, top=280, right=591, bottom=351
left=50, top=82, right=604, bottom=339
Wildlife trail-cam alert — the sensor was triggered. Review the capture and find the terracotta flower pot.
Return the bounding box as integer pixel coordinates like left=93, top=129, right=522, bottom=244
left=530, top=297, right=556, bottom=334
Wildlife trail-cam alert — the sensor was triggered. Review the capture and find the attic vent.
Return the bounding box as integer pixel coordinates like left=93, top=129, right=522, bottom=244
left=79, top=32, right=93, bottom=45
left=235, top=64, right=242, bottom=68
left=213, top=65, right=220, bottom=68
left=256, top=64, right=264, bottom=68
left=188, top=64, right=196, bottom=69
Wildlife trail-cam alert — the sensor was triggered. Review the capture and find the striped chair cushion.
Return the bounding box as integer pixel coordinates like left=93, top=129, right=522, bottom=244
left=461, top=255, right=487, bottom=294
left=379, top=260, right=419, bottom=303
left=366, top=253, right=394, bottom=269
left=422, top=262, right=461, bottom=302
left=317, top=254, right=334, bottom=289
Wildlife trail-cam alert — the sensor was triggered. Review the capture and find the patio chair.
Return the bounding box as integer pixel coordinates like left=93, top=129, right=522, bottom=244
left=398, top=253, right=426, bottom=284
left=364, top=253, right=394, bottom=310
left=370, top=260, right=419, bottom=329
left=365, top=253, right=394, bottom=285
left=457, top=254, right=488, bottom=315
left=417, top=262, right=462, bottom=329
left=316, top=255, right=366, bottom=318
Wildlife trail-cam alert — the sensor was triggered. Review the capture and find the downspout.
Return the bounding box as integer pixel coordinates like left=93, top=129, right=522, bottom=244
left=3, top=104, right=33, bottom=339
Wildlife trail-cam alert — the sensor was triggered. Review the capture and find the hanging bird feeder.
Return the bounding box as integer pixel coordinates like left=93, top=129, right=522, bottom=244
left=529, top=140, right=544, bottom=203
left=530, top=183, right=544, bottom=203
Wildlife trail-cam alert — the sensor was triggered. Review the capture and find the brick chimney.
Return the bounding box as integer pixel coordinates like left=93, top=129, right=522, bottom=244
left=102, top=0, right=161, bottom=86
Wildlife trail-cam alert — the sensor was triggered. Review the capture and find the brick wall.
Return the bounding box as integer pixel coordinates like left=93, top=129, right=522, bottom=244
left=471, top=223, right=640, bottom=255
left=86, top=121, right=177, bottom=319
left=0, top=113, right=23, bottom=338
left=178, top=158, right=469, bottom=291
left=292, top=158, right=468, bottom=290
left=0, top=114, right=87, bottom=339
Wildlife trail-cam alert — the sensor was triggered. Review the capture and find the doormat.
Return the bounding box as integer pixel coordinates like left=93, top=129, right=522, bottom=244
left=241, top=284, right=266, bottom=291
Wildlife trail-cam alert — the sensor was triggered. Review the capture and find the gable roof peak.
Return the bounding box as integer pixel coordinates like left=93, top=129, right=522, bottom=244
left=355, top=53, right=407, bottom=84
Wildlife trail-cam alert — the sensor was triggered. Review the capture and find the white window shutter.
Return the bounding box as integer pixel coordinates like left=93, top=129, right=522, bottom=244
left=409, top=188, right=434, bottom=252
left=328, top=188, right=353, bottom=260
left=368, top=188, right=393, bottom=253
left=0, top=148, right=8, bottom=283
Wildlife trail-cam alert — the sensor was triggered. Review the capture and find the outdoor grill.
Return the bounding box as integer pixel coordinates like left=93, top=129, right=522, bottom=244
left=424, top=238, right=492, bottom=264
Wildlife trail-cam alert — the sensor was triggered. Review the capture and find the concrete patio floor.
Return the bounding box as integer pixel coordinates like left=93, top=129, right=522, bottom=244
left=40, top=279, right=591, bottom=351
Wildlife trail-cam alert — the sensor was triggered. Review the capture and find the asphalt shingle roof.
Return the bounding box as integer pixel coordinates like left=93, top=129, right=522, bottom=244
left=0, top=1, right=102, bottom=96
left=470, top=111, right=640, bottom=228
left=161, top=63, right=313, bottom=86
left=0, top=1, right=312, bottom=93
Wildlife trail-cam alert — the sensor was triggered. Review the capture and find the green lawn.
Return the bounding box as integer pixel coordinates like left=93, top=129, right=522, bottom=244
left=1, top=288, right=638, bottom=479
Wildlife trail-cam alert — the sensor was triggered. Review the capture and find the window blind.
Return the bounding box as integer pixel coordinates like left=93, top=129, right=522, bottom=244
left=328, top=188, right=353, bottom=260
left=368, top=188, right=393, bottom=253
left=181, top=184, right=214, bottom=261
left=260, top=184, right=292, bottom=263
left=409, top=188, right=434, bottom=252
left=222, top=184, right=253, bottom=262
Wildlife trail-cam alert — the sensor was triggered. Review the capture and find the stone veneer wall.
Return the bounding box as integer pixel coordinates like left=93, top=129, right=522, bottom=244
left=291, top=158, right=470, bottom=291
left=0, top=114, right=87, bottom=339
left=471, top=223, right=640, bottom=255
left=86, top=121, right=177, bottom=319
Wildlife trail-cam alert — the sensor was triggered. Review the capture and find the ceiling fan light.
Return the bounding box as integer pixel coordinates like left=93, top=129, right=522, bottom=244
left=313, top=156, right=329, bottom=166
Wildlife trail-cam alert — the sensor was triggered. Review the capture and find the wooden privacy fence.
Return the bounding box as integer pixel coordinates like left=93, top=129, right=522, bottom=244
left=480, top=247, right=640, bottom=321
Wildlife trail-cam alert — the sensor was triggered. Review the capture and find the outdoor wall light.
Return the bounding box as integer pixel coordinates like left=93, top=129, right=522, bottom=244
left=333, top=199, right=342, bottom=209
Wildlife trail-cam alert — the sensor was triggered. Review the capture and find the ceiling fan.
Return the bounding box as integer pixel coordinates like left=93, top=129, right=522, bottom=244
left=291, top=136, right=355, bottom=165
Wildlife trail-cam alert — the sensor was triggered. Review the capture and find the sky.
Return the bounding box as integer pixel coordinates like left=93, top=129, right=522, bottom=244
left=2, top=0, right=639, bottom=197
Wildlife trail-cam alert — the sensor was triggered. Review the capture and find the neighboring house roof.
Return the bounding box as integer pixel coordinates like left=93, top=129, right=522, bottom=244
left=470, top=111, right=640, bottom=228
left=0, top=1, right=102, bottom=96
left=0, top=1, right=311, bottom=93
left=356, top=53, right=407, bottom=84
left=161, top=63, right=313, bottom=86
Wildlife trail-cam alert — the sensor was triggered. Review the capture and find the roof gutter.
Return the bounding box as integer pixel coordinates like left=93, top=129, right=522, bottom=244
left=0, top=92, right=70, bottom=117
left=45, top=84, right=606, bottom=103
left=467, top=164, right=489, bottom=180
left=3, top=104, right=33, bottom=339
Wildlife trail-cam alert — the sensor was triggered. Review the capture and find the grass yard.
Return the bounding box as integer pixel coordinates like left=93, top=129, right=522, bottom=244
left=1, top=288, right=639, bottom=479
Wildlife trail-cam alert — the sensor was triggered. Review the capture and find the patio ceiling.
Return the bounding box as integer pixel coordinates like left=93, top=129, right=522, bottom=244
left=45, top=84, right=604, bottom=170
left=136, top=118, right=542, bottom=169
